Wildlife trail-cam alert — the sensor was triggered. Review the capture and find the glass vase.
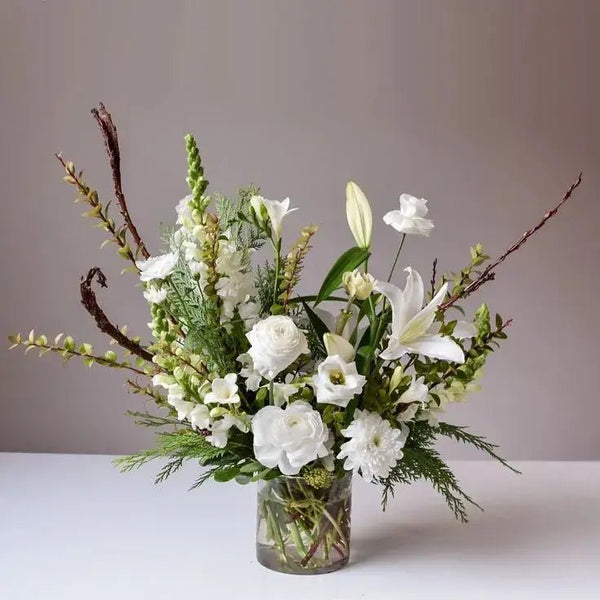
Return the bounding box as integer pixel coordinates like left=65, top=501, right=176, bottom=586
left=256, top=471, right=352, bottom=575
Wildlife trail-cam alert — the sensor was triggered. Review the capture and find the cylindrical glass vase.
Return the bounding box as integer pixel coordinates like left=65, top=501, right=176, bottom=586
left=256, top=471, right=352, bottom=575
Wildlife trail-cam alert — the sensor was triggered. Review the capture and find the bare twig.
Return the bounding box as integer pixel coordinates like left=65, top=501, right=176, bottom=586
left=91, top=102, right=150, bottom=259
left=430, top=258, right=438, bottom=297
left=441, top=173, right=583, bottom=311
left=80, top=267, right=154, bottom=362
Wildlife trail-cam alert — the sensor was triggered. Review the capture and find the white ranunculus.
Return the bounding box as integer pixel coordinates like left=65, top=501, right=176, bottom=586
left=346, top=181, right=373, bottom=248
left=383, top=194, right=434, bottom=237
left=313, top=355, right=366, bottom=408
left=374, top=268, right=464, bottom=363
left=143, top=286, right=168, bottom=304
left=252, top=401, right=330, bottom=475
left=250, top=195, right=298, bottom=241
left=204, top=374, right=240, bottom=405
left=137, top=252, right=179, bottom=282
left=338, top=410, right=408, bottom=481
left=323, top=332, right=356, bottom=362
left=246, top=316, right=309, bottom=380
left=342, top=269, right=375, bottom=300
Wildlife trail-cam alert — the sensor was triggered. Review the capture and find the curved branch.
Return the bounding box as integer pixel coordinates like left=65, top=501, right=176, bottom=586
left=441, top=172, right=583, bottom=311
left=80, top=267, right=154, bottom=362
left=91, top=102, right=150, bottom=259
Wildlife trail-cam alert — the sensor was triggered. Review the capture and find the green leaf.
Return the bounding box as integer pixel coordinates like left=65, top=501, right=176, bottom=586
left=239, top=461, right=263, bottom=474
left=302, top=302, right=330, bottom=346
left=316, top=247, right=370, bottom=304
left=213, top=466, right=240, bottom=482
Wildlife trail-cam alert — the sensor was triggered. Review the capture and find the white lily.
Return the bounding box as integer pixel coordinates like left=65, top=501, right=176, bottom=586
left=250, top=195, right=297, bottom=241
left=374, top=268, right=464, bottom=363
left=345, top=181, right=372, bottom=248
left=323, top=332, right=356, bottom=362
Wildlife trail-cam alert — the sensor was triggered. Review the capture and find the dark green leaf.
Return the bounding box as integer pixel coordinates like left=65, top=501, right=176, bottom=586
left=316, top=247, right=370, bottom=304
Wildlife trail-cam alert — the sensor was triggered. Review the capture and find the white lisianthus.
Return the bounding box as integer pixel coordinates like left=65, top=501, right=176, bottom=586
left=338, top=410, right=408, bottom=481
left=313, top=355, right=366, bottom=408
left=323, top=332, right=355, bottom=362
left=204, top=374, right=240, bottom=405
left=384, top=194, right=434, bottom=237
left=246, top=316, right=309, bottom=380
left=397, top=376, right=428, bottom=405
left=374, top=268, right=464, bottom=363
left=237, top=353, right=263, bottom=391
left=137, top=252, right=179, bottom=282
left=143, top=286, right=168, bottom=304
left=252, top=401, right=330, bottom=475
left=250, top=195, right=298, bottom=241
left=342, top=269, right=375, bottom=300
left=345, top=181, right=373, bottom=248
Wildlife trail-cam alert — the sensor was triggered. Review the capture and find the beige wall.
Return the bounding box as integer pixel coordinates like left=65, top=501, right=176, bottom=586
left=1, top=0, right=598, bottom=458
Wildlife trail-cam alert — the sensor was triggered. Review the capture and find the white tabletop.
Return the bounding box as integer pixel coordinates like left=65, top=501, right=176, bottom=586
left=1, top=454, right=599, bottom=599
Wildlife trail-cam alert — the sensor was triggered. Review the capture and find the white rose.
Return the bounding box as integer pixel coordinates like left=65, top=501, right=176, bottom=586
left=313, top=355, right=366, bottom=408
left=342, top=269, right=375, bottom=300
left=246, top=316, right=309, bottom=380
left=252, top=401, right=330, bottom=475
left=383, top=194, right=434, bottom=237
left=136, top=252, right=179, bottom=282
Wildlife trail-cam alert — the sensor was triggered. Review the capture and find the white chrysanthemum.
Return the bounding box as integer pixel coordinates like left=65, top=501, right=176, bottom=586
left=143, top=286, right=167, bottom=304
left=137, top=252, right=179, bottom=282
left=338, top=410, right=408, bottom=481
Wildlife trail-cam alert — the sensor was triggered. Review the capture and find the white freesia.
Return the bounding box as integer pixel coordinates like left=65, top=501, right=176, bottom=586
left=137, top=252, right=179, bottom=282
left=237, top=353, right=263, bottom=391
left=252, top=401, right=330, bottom=475
left=208, top=414, right=249, bottom=448
left=397, top=376, right=428, bottom=405
left=323, top=332, right=355, bottom=362
left=165, top=384, right=196, bottom=421
left=374, top=268, right=464, bottom=363
left=250, top=195, right=298, bottom=241
left=342, top=269, right=375, bottom=300
left=313, top=355, right=366, bottom=408
left=143, top=286, right=167, bottom=304
left=152, top=373, right=175, bottom=390
left=383, top=194, right=434, bottom=237
left=189, top=403, right=210, bottom=430
left=345, top=181, right=372, bottom=248
left=246, top=316, right=309, bottom=380
left=272, top=382, right=298, bottom=407
left=204, top=374, right=240, bottom=405
left=338, top=410, right=408, bottom=481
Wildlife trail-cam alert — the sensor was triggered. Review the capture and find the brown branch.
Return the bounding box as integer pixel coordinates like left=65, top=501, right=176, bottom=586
left=441, top=173, right=583, bottom=311
left=80, top=267, right=154, bottom=362
left=91, top=102, right=150, bottom=259
left=430, top=258, right=438, bottom=297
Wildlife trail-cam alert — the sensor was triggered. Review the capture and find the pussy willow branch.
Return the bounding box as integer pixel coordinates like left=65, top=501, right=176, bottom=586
left=80, top=267, right=154, bottom=362
left=91, top=102, right=150, bottom=260
left=440, top=173, right=583, bottom=311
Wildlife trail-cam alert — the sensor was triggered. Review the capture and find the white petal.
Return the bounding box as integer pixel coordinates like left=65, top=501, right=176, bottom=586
left=400, top=281, right=448, bottom=343
left=453, top=321, right=477, bottom=339
left=401, top=267, right=424, bottom=322
left=408, top=334, right=464, bottom=363
left=374, top=280, right=406, bottom=336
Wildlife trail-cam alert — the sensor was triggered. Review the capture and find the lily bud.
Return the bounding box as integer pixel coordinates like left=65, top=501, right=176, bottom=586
left=323, top=332, right=356, bottom=362
left=342, top=269, right=375, bottom=300
left=345, top=181, right=373, bottom=249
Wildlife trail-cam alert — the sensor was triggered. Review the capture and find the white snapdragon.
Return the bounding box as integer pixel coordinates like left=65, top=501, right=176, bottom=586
left=342, top=269, right=375, bottom=300
left=246, top=316, right=309, bottom=380
left=175, top=194, right=194, bottom=226
left=338, top=410, right=408, bottom=481
left=252, top=401, right=330, bottom=475
left=375, top=268, right=464, bottom=363
left=137, top=252, right=179, bottom=282
left=383, top=194, right=434, bottom=237
left=204, top=374, right=240, bottom=405
left=250, top=196, right=297, bottom=240
left=143, top=286, right=168, bottom=304
left=313, top=355, right=366, bottom=408
left=238, top=301, right=261, bottom=330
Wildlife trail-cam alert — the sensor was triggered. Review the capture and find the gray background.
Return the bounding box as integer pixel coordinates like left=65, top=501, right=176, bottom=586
left=1, top=0, right=598, bottom=458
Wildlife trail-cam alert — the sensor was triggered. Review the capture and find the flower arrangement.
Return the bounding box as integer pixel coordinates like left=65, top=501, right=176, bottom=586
left=9, top=104, right=582, bottom=574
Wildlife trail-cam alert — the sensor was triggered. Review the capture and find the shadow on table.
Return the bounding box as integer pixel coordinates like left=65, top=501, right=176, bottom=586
left=351, top=494, right=599, bottom=566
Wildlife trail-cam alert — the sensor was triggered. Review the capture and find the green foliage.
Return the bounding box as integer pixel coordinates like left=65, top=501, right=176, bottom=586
left=255, top=263, right=277, bottom=316
left=316, top=247, right=370, bottom=304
